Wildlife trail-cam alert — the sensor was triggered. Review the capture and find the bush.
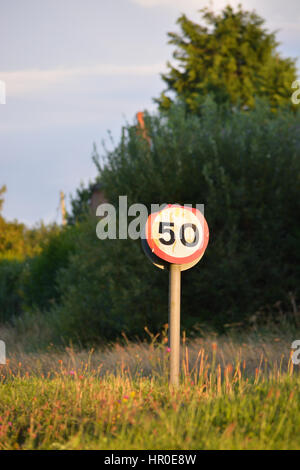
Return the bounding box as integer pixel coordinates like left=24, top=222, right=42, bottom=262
left=0, top=259, right=24, bottom=323
left=53, top=99, right=300, bottom=344
left=22, top=226, right=78, bottom=312
left=0, top=224, right=77, bottom=324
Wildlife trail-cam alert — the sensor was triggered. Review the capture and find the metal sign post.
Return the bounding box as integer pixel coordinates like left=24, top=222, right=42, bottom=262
left=142, top=204, right=209, bottom=386
left=169, top=264, right=181, bottom=386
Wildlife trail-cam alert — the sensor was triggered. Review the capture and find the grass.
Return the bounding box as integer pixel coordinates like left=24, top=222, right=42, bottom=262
left=0, top=325, right=299, bottom=450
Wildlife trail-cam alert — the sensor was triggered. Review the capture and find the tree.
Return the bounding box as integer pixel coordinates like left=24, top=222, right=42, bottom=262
left=155, top=5, right=297, bottom=112
left=67, top=181, right=94, bottom=225
left=67, top=145, right=103, bottom=225
left=0, top=185, right=6, bottom=212
left=0, top=186, right=58, bottom=260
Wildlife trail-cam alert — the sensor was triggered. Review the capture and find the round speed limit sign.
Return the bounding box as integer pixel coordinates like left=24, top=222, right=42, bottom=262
left=145, top=205, right=209, bottom=266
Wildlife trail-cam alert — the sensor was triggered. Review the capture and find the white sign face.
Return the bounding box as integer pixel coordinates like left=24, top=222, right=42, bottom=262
left=145, top=205, right=209, bottom=265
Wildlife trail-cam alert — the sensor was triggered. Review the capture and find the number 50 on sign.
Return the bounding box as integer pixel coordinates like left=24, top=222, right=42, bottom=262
left=145, top=205, right=209, bottom=265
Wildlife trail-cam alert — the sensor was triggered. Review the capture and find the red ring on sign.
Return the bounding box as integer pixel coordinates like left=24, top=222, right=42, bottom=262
left=145, top=205, right=209, bottom=264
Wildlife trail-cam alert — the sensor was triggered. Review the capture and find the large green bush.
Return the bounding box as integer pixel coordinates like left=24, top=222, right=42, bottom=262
left=22, top=226, right=78, bottom=312
left=0, top=225, right=78, bottom=324
left=53, top=99, right=300, bottom=344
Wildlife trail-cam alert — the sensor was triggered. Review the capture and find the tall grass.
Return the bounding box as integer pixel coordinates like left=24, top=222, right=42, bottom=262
left=0, top=326, right=299, bottom=450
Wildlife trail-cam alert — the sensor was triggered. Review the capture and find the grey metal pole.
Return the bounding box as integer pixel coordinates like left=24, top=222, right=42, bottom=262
left=169, top=264, right=181, bottom=386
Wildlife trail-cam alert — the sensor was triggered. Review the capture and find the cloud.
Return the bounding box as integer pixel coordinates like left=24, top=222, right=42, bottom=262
left=1, top=63, right=165, bottom=97
left=132, top=0, right=201, bottom=7
left=131, top=0, right=300, bottom=22
left=131, top=0, right=241, bottom=12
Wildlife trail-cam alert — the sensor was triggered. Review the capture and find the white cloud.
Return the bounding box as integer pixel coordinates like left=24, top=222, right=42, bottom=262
left=131, top=0, right=241, bottom=12
left=1, top=63, right=165, bottom=97
left=131, top=0, right=300, bottom=22
left=132, top=0, right=201, bottom=7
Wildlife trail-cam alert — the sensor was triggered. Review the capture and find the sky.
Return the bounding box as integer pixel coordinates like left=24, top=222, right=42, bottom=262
left=0, top=0, right=299, bottom=226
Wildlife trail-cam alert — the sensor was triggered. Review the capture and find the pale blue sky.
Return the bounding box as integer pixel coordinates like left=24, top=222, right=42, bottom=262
left=0, top=0, right=299, bottom=225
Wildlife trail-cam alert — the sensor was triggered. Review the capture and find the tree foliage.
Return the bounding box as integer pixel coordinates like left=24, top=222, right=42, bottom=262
left=0, top=187, right=68, bottom=321
left=21, top=225, right=78, bottom=312
left=67, top=145, right=102, bottom=225
left=156, top=5, right=297, bottom=112
left=0, top=186, right=56, bottom=260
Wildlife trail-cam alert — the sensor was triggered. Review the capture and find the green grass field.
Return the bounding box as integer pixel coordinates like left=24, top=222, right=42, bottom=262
left=0, top=328, right=299, bottom=450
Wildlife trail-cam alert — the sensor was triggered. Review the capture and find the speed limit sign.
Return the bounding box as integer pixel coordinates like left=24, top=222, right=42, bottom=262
left=145, top=205, right=209, bottom=265
left=142, top=204, right=209, bottom=387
